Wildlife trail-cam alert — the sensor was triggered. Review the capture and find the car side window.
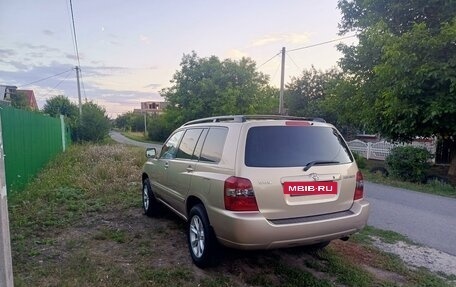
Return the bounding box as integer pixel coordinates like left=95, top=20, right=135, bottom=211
left=199, top=127, right=228, bottom=163
left=191, top=129, right=208, bottom=160
left=175, top=128, right=204, bottom=160
left=160, top=130, right=184, bottom=159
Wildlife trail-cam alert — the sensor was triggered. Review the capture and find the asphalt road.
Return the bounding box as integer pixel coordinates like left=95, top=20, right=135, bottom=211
left=109, top=131, right=162, bottom=151
left=365, top=182, right=456, bottom=256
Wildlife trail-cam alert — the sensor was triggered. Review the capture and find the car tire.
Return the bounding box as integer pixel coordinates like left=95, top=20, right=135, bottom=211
left=142, top=178, right=160, bottom=217
left=187, top=204, right=219, bottom=268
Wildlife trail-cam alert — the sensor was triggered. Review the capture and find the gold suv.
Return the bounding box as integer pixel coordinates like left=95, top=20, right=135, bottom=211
left=141, top=115, right=369, bottom=267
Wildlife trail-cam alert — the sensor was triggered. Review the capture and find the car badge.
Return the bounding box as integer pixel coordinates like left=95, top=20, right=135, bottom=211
left=310, top=173, right=319, bottom=181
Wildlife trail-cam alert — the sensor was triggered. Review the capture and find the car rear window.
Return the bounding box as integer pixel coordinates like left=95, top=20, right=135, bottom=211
left=245, top=126, right=353, bottom=167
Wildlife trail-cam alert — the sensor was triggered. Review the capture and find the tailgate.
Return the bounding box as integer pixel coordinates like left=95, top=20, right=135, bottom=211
left=243, top=164, right=358, bottom=220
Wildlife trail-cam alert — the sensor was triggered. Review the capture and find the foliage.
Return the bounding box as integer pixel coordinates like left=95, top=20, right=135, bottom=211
left=74, top=102, right=111, bottom=142
left=286, top=67, right=339, bottom=120
left=337, top=0, right=456, bottom=174
left=385, top=146, right=431, bottom=182
left=43, top=95, right=79, bottom=120
left=352, top=152, right=366, bottom=169
left=43, top=96, right=111, bottom=142
left=114, top=111, right=149, bottom=132
left=161, top=51, right=275, bottom=129
left=285, top=67, right=360, bottom=137
left=10, top=91, right=29, bottom=109
left=147, top=114, right=173, bottom=142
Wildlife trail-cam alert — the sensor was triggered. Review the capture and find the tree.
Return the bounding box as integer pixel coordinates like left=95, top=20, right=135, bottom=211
left=147, top=114, right=173, bottom=142
left=161, top=52, right=273, bottom=130
left=43, top=96, right=110, bottom=142
left=113, top=112, right=131, bottom=130
left=285, top=67, right=360, bottom=137
left=43, top=95, right=79, bottom=119
left=338, top=0, right=456, bottom=175
left=74, top=102, right=111, bottom=142
left=286, top=67, right=340, bottom=119
left=10, top=91, right=29, bottom=110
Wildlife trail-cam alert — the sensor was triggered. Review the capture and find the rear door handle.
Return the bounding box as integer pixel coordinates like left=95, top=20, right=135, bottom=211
left=186, top=166, right=194, bottom=172
left=164, top=162, right=169, bottom=169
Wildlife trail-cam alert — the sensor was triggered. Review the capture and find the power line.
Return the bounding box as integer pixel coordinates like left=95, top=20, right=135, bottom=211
left=288, top=34, right=357, bottom=52
left=69, top=0, right=81, bottom=68
left=286, top=52, right=301, bottom=72
left=42, top=69, right=74, bottom=98
left=18, top=68, right=74, bottom=88
left=270, top=59, right=282, bottom=83
left=258, top=51, right=281, bottom=68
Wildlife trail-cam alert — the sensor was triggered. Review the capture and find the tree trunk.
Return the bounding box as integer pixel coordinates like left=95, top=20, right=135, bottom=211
left=449, top=156, right=456, bottom=176
left=448, top=140, right=456, bottom=176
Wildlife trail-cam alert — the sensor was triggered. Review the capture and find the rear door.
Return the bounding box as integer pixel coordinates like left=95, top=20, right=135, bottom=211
left=239, top=122, right=358, bottom=220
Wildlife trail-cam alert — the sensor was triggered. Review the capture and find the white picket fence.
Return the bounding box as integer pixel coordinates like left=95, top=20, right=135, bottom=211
left=347, top=139, right=437, bottom=162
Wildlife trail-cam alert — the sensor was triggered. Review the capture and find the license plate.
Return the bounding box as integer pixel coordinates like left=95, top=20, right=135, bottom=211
left=283, top=182, right=337, bottom=195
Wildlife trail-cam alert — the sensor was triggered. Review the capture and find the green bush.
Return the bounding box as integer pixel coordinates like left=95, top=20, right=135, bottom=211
left=352, top=152, right=367, bottom=169
left=385, top=146, right=431, bottom=182
left=147, top=115, right=173, bottom=142
left=73, top=102, right=111, bottom=142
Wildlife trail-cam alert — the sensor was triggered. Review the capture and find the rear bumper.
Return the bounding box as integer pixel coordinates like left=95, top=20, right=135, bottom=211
left=208, top=200, right=369, bottom=249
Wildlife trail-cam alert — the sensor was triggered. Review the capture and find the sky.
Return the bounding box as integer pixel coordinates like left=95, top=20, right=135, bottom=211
left=0, top=0, right=356, bottom=118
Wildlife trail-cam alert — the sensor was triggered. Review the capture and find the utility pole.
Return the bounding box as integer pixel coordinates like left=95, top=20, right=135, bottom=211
left=279, top=47, right=286, bottom=115
left=0, top=115, right=14, bottom=287
left=75, top=66, right=82, bottom=116
left=143, top=113, right=147, bottom=137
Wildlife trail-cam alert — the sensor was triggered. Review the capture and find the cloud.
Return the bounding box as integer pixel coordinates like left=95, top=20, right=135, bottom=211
left=66, top=54, right=79, bottom=61
left=144, top=83, right=161, bottom=89
left=0, top=60, right=164, bottom=117
left=2, top=60, right=29, bottom=71
left=250, top=33, right=310, bottom=47
left=43, top=29, right=54, bottom=36
left=17, top=42, right=60, bottom=53
left=0, top=49, right=16, bottom=58
left=81, top=65, right=130, bottom=77
left=251, top=35, right=281, bottom=47
left=139, top=34, right=151, bottom=45
left=226, top=49, right=249, bottom=60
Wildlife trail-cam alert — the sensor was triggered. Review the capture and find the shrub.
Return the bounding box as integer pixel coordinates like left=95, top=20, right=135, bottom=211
left=73, top=102, right=111, bottom=142
left=352, top=152, right=367, bottom=169
left=147, top=115, right=173, bottom=142
left=385, top=146, right=431, bottom=182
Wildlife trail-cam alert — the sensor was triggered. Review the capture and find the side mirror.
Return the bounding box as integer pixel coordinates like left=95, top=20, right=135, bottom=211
left=146, top=147, right=157, bottom=158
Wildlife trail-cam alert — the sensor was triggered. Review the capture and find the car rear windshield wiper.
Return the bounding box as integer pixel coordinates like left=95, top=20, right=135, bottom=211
left=303, top=161, right=340, bottom=171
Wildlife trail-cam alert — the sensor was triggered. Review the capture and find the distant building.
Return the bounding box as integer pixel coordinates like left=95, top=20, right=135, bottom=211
left=0, top=85, right=17, bottom=106
left=0, top=85, right=38, bottom=110
left=16, top=89, right=38, bottom=110
left=134, top=101, right=168, bottom=115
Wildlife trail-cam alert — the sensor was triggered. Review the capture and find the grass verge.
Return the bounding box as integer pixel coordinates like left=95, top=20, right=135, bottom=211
left=121, top=131, right=162, bottom=144
left=362, top=168, right=456, bottom=198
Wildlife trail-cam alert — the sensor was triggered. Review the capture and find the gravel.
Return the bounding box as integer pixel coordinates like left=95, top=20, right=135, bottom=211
left=372, top=237, right=456, bottom=277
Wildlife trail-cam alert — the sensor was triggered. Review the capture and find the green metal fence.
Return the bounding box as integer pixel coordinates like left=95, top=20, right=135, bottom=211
left=0, top=106, right=71, bottom=193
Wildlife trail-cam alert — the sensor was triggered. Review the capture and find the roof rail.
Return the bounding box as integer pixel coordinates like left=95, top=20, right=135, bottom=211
left=182, top=115, right=326, bottom=126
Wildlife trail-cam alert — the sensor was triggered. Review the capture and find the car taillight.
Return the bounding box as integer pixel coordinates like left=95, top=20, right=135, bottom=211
left=224, top=176, right=258, bottom=211
left=354, top=171, right=364, bottom=200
